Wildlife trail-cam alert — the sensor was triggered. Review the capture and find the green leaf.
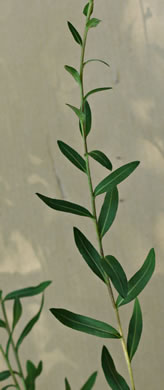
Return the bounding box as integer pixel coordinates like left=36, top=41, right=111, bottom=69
left=66, top=104, right=85, bottom=122
left=101, top=256, right=128, bottom=298
left=88, top=150, right=112, bottom=171
left=5, top=281, right=51, bottom=301
left=85, top=87, right=112, bottom=100
left=36, top=194, right=93, bottom=218
left=87, top=18, right=101, bottom=29
left=67, top=21, right=82, bottom=46
left=13, top=298, right=22, bottom=330
left=98, top=188, right=119, bottom=238
left=94, top=161, right=140, bottom=197
left=57, top=140, right=86, bottom=173
left=16, top=295, right=44, bottom=351
left=0, top=319, right=6, bottom=328
left=25, top=360, right=43, bottom=390
left=116, top=248, right=155, bottom=307
left=81, top=372, right=97, bottom=390
left=65, top=378, right=71, bottom=390
left=2, top=386, right=17, bottom=390
left=127, top=298, right=143, bottom=361
left=50, top=308, right=121, bottom=339
left=0, top=290, right=2, bottom=300
left=64, top=65, right=81, bottom=85
left=79, top=100, right=92, bottom=137
left=83, top=3, right=90, bottom=17
left=102, top=346, right=130, bottom=390
left=84, top=58, right=110, bottom=68
left=73, top=227, right=106, bottom=283
left=0, top=371, right=11, bottom=381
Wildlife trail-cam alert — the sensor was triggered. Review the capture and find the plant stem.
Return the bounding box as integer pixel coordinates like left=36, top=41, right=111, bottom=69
left=79, top=2, right=136, bottom=389
left=0, top=344, right=21, bottom=390
left=1, top=299, right=27, bottom=390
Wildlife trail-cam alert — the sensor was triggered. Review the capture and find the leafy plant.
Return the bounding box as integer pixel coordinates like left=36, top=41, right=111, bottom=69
left=36, top=0, right=156, bottom=389
left=0, top=282, right=51, bottom=390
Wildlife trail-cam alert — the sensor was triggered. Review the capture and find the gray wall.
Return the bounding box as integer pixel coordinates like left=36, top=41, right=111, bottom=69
left=0, top=0, right=163, bottom=389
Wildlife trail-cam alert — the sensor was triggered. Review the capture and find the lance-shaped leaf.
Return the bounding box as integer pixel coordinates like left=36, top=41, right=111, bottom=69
left=0, top=290, right=2, bottom=299
left=65, top=378, right=71, bottom=390
left=16, top=295, right=44, bottom=351
left=88, top=150, right=112, bottom=171
left=73, top=227, right=106, bottom=283
left=81, top=372, right=97, bottom=390
left=50, top=308, right=121, bottom=339
left=12, top=298, right=22, bottom=330
left=2, top=386, right=17, bottom=389
left=5, top=281, right=51, bottom=301
left=67, top=21, right=82, bottom=46
left=102, top=256, right=128, bottom=298
left=85, top=87, right=112, bottom=101
left=0, top=371, right=11, bottom=381
left=84, top=58, right=110, bottom=68
left=101, top=346, right=130, bottom=390
left=83, top=3, right=91, bottom=17
left=79, top=100, right=92, bottom=137
left=127, top=298, right=143, bottom=361
left=36, top=194, right=93, bottom=219
left=66, top=104, right=85, bottom=122
left=57, top=140, right=86, bottom=173
left=94, top=161, right=140, bottom=197
left=0, top=319, right=6, bottom=329
left=116, top=248, right=155, bottom=307
left=98, top=187, right=119, bottom=238
left=64, top=65, right=81, bottom=85
left=87, top=18, right=101, bottom=29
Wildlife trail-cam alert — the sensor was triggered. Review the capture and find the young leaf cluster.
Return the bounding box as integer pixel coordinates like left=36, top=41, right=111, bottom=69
left=0, top=282, right=51, bottom=390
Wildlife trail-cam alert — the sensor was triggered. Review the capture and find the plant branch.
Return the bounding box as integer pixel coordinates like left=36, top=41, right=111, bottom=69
left=79, top=2, right=136, bottom=389
left=1, top=299, right=27, bottom=390
left=0, top=344, right=21, bottom=390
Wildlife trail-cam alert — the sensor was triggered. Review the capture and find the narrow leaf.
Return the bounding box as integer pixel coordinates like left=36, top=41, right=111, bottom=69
left=2, top=386, right=17, bottom=390
left=79, top=100, right=92, bottom=137
left=127, top=298, right=143, bottom=361
left=36, top=194, right=93, bottom=218
left=66, top=104, right=85, bottom=122
left=57, top=140, right=86, bottom=173
left=101, top=256, right=128, bottom=298
left=116, top=248, right=155, bottom=307
left=65, top=378, right=71, bottom=390
left=73, top=227, right=106, bottom=283
left=67, top=21, right=82, bottom=46
left=0, top=290, right=2, bottom=300
left=25, top=360, right=43, bottom=390
left=87, top=18, right=101, bottom=29
left=0, top=319, right=6, bottom=328
left=13, top=298, right=22, bottom=330
left=102, top=346, right=130, bottom=390
left=88, top=150, right=112, bottom=171
left=0, top=371, right=11, bottom=381
left=81, top=372, right=97, bottom=390
left=50, top=308, right=121, bottom=339
left=5, top=281, right=51, bottom=301
left=84, top=58, right=110, bottom=68
left=85, top=87, right=112, bottom=100
left=94, top=161, right=140, bottom=197
left=16, top=295, right=44, bottom=350
left=83, top=3, right=90, bottom=17
left=64, top=65, right=81, bottom=85
left=98, top=187, right=119, bottom=238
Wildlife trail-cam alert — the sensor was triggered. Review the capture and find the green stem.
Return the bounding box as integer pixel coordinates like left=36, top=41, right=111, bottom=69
left=0, top=344, right=21, bottom=390
left=79, top=2, right=136, bottom=390
left=1, top=300, right=27, bottom=390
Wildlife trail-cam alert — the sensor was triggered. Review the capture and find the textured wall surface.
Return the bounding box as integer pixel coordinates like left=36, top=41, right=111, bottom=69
left=0, top=0, right=164, bottom=389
